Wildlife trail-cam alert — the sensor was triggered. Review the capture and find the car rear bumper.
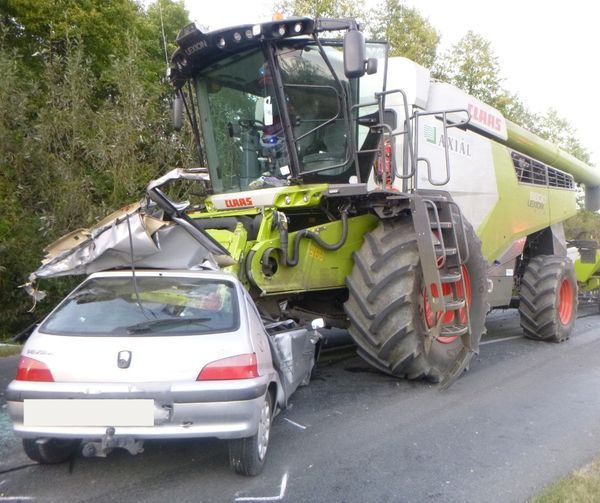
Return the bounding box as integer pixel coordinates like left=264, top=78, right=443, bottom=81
left=7, top=377, right=270, bottom=440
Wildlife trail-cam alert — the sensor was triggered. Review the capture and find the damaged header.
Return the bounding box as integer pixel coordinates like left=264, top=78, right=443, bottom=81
left=26, top=169, right=236, bottom=298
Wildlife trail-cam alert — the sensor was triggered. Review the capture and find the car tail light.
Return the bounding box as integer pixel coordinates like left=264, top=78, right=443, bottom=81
left=197, top=353, right=259, bottom=381
left=15, top=356, right=55, bottom=382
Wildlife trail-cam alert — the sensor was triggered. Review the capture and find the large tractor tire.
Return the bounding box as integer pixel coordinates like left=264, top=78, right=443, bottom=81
left=344, top=215, right=488, bottom=383
left=519, top=255, right=577, bottom=342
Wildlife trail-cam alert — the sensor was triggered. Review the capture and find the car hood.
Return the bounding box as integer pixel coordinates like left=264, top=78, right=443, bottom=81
left=21, top=330, right=256, bottom=383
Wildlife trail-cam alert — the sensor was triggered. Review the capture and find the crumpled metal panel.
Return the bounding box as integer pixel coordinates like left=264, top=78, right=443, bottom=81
left=30, top=209, right=217, bottom=282
left=268, top=324, right=320, bottom=400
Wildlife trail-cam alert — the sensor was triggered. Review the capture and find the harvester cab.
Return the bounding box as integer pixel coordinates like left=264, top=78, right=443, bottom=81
left=168, top=18, right=406, bottom=192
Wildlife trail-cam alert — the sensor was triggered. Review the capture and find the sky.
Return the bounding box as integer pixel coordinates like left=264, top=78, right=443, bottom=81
left=183, top=0, right=600, bottom=165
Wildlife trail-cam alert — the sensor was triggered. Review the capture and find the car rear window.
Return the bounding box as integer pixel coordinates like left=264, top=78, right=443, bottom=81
left=40, top=275, right=239, bottom=336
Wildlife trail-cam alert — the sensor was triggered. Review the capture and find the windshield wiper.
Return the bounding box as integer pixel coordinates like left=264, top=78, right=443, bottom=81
left=126, top=317, right=212, bottom=334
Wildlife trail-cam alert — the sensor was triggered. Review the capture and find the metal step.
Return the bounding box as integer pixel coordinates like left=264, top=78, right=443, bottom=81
left=431, top=221, right=453, bottom=229
left=440, top=324, right=469, bottom=337
left=444, top=299, right=466, bottom=310
left=435, top=246, right=457, bottom=256
left=440, top=271, right=462, bottom=283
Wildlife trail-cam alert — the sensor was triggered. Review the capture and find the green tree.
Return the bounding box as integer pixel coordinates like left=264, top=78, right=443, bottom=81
left=370, top=0, right=439, bottom=67
left=491, top=91, right=536, bottom=130
left=3, top=0, right=142, bottom=75
left=0, top=1, right=196, bottom=337
left=275, top=0, right=439, bottom=67
left=139, top=0, right=191, bottom=94
left=531, top=109, right=591, bottom=164
left=275, top=0, right=364, bottom=19
left=0, top=49, right=44, bottom=334
left=433, top=31, right=502, bottom=105
left=433, top=31, right=591, bottom=165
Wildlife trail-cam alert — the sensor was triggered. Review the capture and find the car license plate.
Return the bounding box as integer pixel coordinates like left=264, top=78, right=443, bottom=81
left=24, top=399, right=154, bottom=427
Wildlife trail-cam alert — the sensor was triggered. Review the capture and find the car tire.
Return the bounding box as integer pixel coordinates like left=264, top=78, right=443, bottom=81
left=228, top=391, right=273, bottom=476
left=22, top=438, right=80, bottom=464
left=519, top=255, right=577, bottom=342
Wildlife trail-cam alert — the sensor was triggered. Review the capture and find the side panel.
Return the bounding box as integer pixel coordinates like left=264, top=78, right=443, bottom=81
left=477, top=143, right=576, bottom=263
left=477, top=143, right=550, bottom=262
left=415, top=115, right=499, bottom=233
left=414, top=118, right=577, bottom=265
left=247, top=214, right=379, bottom=294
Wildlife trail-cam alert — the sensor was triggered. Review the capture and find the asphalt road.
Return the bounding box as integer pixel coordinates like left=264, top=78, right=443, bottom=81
left=1, top=307, right=600, bottom=502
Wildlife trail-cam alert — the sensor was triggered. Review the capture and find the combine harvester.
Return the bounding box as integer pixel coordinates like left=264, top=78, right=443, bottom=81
left=32, top=17, right=600, bottom=387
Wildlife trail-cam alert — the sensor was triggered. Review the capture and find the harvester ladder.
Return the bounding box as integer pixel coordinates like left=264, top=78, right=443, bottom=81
left=411, top=194, right=472, bottom=346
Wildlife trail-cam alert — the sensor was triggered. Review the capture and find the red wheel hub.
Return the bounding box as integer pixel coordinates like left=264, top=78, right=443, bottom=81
left=422, top=265, right=471, bottom=344
left=558, top=277, right=574, bottom=325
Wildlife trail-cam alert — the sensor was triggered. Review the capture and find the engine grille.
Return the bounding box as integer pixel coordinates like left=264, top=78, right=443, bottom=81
left=511, top=151, right=574, bottom=189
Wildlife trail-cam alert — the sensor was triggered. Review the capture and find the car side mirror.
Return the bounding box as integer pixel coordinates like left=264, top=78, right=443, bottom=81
left=172, top=94, right=184, bottom=131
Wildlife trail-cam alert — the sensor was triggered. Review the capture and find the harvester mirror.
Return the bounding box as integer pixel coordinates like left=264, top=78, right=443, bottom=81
left=366, top=58, right=378, bottom=75
left=585, top=185, right=600, bottom=212
left=343, top=29, right=367, bottom=78
left=172, top=94, right=184, bottom=131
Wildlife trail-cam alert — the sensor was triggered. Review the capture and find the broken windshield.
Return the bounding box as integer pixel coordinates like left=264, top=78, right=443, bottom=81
left=41, top=276, right=239, bottom=336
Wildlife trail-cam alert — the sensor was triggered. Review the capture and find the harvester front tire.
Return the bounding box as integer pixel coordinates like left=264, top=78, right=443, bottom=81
left=519, top=255, right=577, bottom=342
left=344, top=215, right=488, bottom=382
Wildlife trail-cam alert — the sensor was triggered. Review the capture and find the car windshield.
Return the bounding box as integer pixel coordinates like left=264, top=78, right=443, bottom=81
left=40, top=276, right=239, bottom=336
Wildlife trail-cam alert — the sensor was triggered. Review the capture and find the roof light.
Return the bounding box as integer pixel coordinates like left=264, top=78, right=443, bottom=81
left=197, top=353, right=259, bottom=380
left=293, top=22, right=303, bottom=34
left=252, top=24, right=261, bottom=36
left=277, top=24, right=286, bottom=36
left=245, top=29, right=253, bottom=39
left=233, top=32, right=242, bottom=42
left=16, top=356, right=54, bottom=382
left=217, top=37, right=226, bottom=48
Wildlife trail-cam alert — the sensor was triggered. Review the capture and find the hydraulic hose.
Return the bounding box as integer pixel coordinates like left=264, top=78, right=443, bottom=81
left=277, top=210, right=349, bottom=267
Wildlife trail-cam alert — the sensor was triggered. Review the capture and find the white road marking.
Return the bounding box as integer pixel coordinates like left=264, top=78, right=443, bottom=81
left=283, top=418, right=306, bottom=430
left=0, top=498, right=35, bottom=501
left=480, top=335, right=523, bottom=345
left=235, top=473, right=288, bottom=502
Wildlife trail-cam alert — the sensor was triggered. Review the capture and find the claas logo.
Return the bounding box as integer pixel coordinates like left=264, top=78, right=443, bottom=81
left=468, top=103, right=502, bottom=132
left=224, top=197, right=253, bottom=208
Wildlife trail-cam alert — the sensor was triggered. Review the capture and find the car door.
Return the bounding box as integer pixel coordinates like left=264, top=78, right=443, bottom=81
left=242, top=292, right=318, bottom=402
left=264, top=319, right=318, bottom=400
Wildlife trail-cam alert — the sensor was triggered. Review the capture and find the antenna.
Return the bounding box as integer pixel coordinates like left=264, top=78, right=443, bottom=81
left=158, top=1, right=169, bottom=68
left=126, top=213, right=156, bottom=320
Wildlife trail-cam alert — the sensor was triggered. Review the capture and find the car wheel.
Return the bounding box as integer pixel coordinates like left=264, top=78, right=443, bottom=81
left=228, top=391, right=273, bottom=476
left=22, top=438, right=80, bottom=464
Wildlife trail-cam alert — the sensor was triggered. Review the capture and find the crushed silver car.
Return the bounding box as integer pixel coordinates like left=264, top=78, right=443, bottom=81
left=7, top=269, right=322, bottom=476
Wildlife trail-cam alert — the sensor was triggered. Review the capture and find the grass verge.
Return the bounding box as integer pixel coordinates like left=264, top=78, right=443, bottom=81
left=0, top=344, right=22, bottom=357
left=531, top=457, right=600, bottom=503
